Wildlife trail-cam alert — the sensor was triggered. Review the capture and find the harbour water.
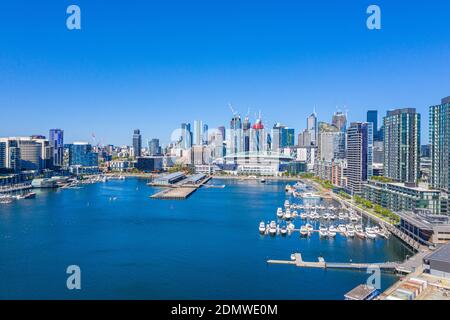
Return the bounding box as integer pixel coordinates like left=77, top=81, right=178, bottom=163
left=0, top=178, right=412, bottom=299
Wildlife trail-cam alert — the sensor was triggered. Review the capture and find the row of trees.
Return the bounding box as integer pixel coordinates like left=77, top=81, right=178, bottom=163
left=353, top=195, right=400, bottom=224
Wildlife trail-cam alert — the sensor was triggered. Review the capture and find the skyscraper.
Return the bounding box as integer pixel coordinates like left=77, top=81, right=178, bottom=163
left=202, top=123, right=209, bottom=145
left=429, top=97, right=450, bottom=194
left=250, top=116, right=267, bottom=152
left=149, top=138, right=161, bottom=156
left=193, top=120, right=203, bottom=146
left=367, top=110, right=381, bottom=141
left=181, top=123, right=192, bottom=149
left=242, top=116, right=251, bottom=152
left=133, top=129, right=142, bottom=158
left=229, top=114, right=242, bottom=155
left=346, top=122, right=373, bottom=194
left=332, top=111, right=347, bottom=132
left=307, top=111, right=318, bottom=146
left=49, top=129, right=64, bottom=167
left=383, top=108, right=420, bottom=184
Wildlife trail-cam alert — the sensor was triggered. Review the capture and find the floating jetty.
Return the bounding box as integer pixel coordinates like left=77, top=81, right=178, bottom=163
left=267, top=252, right=423, bottom=274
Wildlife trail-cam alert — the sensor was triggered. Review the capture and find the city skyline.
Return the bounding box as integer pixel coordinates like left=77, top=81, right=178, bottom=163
left=1, top=1, right=449, bottom=145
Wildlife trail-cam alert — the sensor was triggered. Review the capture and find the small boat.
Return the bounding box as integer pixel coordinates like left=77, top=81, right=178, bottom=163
left=300, top=225, right=309, bottom=237
left=329, top=214, right=337, bottom=220
left=365, top=227, right=377, bottom=239
left=284, top=200, right=290, bottom=209
left=269, top=221, right=277, bottom=235
left=306, top=223, right=314, bottom=233
left=301, top=192, right=321, bottom=200
left=300, top=213, right=308, bottom=219
left=259, top=221, right=266, bottom=233
left=327, top=227, right=337, bottom=238
left=350, top=215, right=359, bottom=223
left=346, top=225, right=355, bottom=238
left=284, top=208, right=292, bottom=220
left=319, top=225, right=328, bottom=238
left=0, top=195, right=13, bottom=204
left=355, top=225, right=366, bottom=239
left=338, top=224, right=347, bottom=233
left=276, top=207, right=284, bottom=218
left=287, top=222, right=295, bottom=231
left=338, top=212, right=347, bottom=220
left=280, top=225, right=287, bottom=235
left=260, top=178, right=266, bottom=183
left=322, top=212, right=330, bottom=220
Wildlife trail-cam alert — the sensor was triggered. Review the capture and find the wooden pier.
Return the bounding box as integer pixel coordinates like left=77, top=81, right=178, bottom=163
left=150, top=187, right=197, bottom=200
left=150, top=176, right=212, bottom=200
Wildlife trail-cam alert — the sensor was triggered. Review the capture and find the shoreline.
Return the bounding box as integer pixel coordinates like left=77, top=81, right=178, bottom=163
left=211, top=175, right=301, bottom=182
left=104, top=172, right=303, bottom=182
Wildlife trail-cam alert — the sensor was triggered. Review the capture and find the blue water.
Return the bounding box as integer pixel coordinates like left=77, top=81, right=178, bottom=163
left=0, top=178, right=411, bottom=299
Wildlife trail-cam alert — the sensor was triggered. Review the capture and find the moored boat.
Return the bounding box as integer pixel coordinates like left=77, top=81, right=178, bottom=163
left=355, top=225, right=366, bottom=239
left=319, top=225, right=328, bottom=238
left=269, top=221, right=277, bottom=235
left=259, top=221, right=266, bottom=233
left=300, top=225, right=309, bottom=237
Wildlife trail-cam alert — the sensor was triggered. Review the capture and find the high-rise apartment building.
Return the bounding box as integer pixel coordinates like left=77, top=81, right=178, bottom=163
left=383, top=108, right=420, bottom=184
left=133, top=129, right=142, bottom=158
left=49, top=129, right=64, bottom=167
left=346, top=122, right=373, bottom=194
left=429, top=97, right=450, bottom=194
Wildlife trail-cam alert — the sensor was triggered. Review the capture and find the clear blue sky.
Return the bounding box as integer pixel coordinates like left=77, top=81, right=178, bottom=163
left=0, top=0, right=449, bottom=146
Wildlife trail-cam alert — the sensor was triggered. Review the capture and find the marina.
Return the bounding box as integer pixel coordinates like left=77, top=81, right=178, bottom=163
left=0, top=178, right=409, bottom=299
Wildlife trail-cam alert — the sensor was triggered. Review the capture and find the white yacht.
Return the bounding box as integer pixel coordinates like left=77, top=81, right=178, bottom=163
left=259, top=221, right=266, bottom=233
left=276, top=207, right=284, bottom=218
left=338, top=212, right=347, bottom=220
left=300, top=225, right=309, bottom=237
left=319, top=225, right=328, bottom=238
left=301, top=192, right=321, bottom=200
left=355, top=225, right=366, bottom=239
left=327, top=226, right=337, bottom=238
left=365, top=227, right=377, bottom=239
left=284, top=208, right=292, bottom=220
left=269, top=221, right=277, bottom=235
left=346, top=225, right=355, bottom=237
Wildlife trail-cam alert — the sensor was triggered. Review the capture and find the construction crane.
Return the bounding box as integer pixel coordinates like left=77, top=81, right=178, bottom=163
left=228, top=103, right=238, bottom=116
